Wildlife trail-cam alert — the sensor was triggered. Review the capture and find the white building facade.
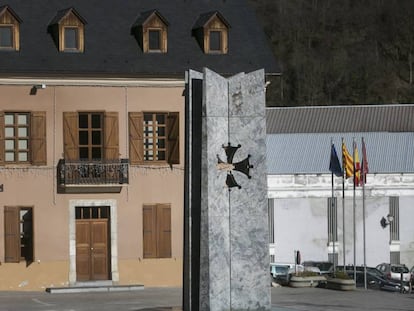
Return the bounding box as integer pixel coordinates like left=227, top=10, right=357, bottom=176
left=266, top=105, right=414, bottom=269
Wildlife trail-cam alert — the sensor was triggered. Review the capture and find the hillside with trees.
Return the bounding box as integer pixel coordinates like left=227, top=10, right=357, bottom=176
left=248, top=0, right=414, bottom=106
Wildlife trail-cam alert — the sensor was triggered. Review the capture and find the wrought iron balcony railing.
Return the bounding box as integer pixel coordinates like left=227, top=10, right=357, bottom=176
left=58, top=159, right=129, bottom=186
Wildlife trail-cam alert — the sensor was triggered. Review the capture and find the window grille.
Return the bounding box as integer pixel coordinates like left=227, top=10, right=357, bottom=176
left=328, top=197, right=338, bottom=243
left=389, top=197, right=399, bottom=241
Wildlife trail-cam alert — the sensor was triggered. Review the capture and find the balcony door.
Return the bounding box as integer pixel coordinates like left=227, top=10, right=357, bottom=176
left=76, top=206, right=110, bottom=281
left=63, top=111, right=119, bottom=161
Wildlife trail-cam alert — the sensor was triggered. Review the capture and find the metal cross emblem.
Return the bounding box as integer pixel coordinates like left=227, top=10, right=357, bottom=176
left=216, top=143, right=253, bottom=190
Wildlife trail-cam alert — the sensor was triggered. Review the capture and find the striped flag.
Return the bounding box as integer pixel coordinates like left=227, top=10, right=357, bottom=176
left=354, top=141, right=361, bottom=186
left=342, top=141, right=353, bottom=179
left=361, top=138, right=369, bottom=184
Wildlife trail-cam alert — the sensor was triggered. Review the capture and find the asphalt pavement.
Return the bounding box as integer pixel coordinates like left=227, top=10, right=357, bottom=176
left=0, top=286, right=413, bottom=311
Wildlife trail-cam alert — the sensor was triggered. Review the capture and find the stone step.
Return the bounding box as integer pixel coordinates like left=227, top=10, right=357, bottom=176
left=46, top=283, right=144, bottom=294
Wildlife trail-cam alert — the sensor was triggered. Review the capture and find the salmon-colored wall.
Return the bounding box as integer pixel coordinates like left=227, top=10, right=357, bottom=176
left=0, top=82, right=185, bottom=290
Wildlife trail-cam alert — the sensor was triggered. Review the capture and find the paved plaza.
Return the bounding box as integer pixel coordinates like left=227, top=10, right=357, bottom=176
left=0, top=286, right=413, bottom=311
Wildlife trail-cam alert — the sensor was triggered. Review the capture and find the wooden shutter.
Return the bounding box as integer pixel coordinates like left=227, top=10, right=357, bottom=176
left=4, top=206, right=20, bottom=263
left=167, top=112, right=179, bottom=164
left=31, top=111, right=47, bottom=165
left=143, top=205, right=157, bottom=258
left=0, top=112, right=4, bottom=165
left=157, top=204, right=171, bottom=258
left=129, top=112, right=144, bottom=165
left=104, top=112, right=119, bottom=161
left=63, top=112, right=79, bottom=161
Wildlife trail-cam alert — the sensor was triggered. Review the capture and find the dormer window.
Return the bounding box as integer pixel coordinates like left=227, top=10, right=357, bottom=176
left=0, top=6, right=21, bottom=51
left=64, top=27, right=79, bottom=50
left=48, top=8, right=86, bottom=53
left=0, top=26, right=13, bottom=47
left=148, top=29, right=161, bottom=51
left=132, top=10, right=168, bottom=53
left=193, top=11, right=230, bottom=54
left=209, top=31, right=222, bottom=52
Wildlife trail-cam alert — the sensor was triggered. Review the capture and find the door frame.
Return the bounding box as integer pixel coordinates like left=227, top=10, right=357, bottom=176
left=69, top=199, right=118, bottom=285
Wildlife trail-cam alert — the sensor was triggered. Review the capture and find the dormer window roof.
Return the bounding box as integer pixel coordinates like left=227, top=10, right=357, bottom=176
left=48, top=7, right=87, bottom=53
left=131, top=10, right=169, bottom=53
left=193, top=11, right=230, bottom=54
left=0, top=5, right=22, bottom=51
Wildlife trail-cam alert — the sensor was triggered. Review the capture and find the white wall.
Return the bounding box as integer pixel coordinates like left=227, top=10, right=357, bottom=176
left=268, top=173, right=414, bottom=269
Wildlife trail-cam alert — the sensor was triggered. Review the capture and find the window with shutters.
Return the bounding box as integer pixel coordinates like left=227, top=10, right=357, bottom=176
left=78, top=112, right=103, bottom=161
left=129, top=111, right=179, bottom=165
left=0, top=111, right=47, bottom=165
left=4, top=206, right=33, bottom=263
left=60, top=111, right=127, bottom=188
left=63, top=111, right=119, bottom=162
left=142, top=204, right=171, bottom=258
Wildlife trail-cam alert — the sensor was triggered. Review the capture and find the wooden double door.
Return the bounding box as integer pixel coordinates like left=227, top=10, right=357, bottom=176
left=76, top=214, right=110, bottom=281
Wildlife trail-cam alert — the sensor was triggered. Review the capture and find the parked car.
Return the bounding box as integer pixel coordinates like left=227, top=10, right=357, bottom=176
left=270, top=263, right=304, bottom=286
left=335, top=265, right=408, bottom=292
left=376, top=263, right=411, bottom=284
left=302, top=261, right=333, bottom=275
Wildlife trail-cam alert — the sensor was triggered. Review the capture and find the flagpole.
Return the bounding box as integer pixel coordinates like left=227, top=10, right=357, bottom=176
left=362, top=137, right=367, bottom=290
left=331, top=138, right=336, bottom=273
left=352, top=138, right=356, bottom=281
left=341, top=138, right=346, bottom=271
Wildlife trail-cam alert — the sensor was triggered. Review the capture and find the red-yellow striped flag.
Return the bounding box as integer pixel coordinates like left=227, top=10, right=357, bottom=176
left=342, top=141, right=353, bottom=179
left=354, top=142, right=361, bottom=186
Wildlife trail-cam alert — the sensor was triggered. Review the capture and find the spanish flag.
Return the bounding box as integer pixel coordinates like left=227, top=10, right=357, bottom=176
left=342, top=141, right=353, bottom=179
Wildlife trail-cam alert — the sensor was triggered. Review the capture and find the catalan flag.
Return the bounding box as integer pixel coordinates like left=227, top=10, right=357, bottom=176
left=342, top=141, right=353, bottom=179
left=354, top=141, right=361, bottom=186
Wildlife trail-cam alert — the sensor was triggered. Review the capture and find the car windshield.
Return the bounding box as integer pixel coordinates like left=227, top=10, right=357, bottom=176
left=315, top=263, right=333, bottom=271
left=367, top=268, right=383, bottom=277
left=391, top=266, right=409, bottom=273
left=276, top=266, right=288, bottom=273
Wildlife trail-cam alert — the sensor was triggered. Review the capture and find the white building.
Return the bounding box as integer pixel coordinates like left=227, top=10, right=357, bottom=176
left=266, top=105, right=414, bottom=269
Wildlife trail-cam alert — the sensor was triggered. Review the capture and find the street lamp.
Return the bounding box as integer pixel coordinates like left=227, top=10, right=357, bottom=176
left=380, top=214, right=394, bottom=228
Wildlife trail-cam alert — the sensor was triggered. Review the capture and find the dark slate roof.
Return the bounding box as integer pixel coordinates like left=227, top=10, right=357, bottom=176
left=266, top=105, right=414, bottom=134
left=0, top=0, right=279, bottom=78
left=193, top=11, right=230, bottom=29
left=49, top=7, right=87, bottom=25
left=0, top=5, right=22, bottom=22
left=133, top=10, right=169, bottom=27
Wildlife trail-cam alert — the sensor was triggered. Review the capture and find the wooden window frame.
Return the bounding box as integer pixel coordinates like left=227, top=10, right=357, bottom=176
left=141, top=13, right=168, bottom=54
left=0, top=111, right=47, bottom=166
left=206, top=28, right=227, bottom=54
left=78, top=112, right=104, bottom=161
left=3, top=112, right=30, bottom=164
left=129, top=111, right=179, bottom=165
left=148, top=28, right=162, bottom=52
left=4, top=206, right=34, bottom=263
left=0, top=7, right=20, bottom=51
left=58, top=22, right=84, bottom=53
left=0, top=25, right=14, bottom=49
left=63, top=26, right=80, bottom=51
left=63, top=111, right=119, bottom=162
left=208, top=30, right=222, bottom=52
left=142, top=204, right=171, bottom=259
left=143, top=112, right=167, bottom=163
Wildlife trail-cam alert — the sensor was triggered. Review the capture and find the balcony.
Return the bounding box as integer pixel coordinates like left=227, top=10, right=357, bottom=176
left=57, top=159, right=129, bottom=193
